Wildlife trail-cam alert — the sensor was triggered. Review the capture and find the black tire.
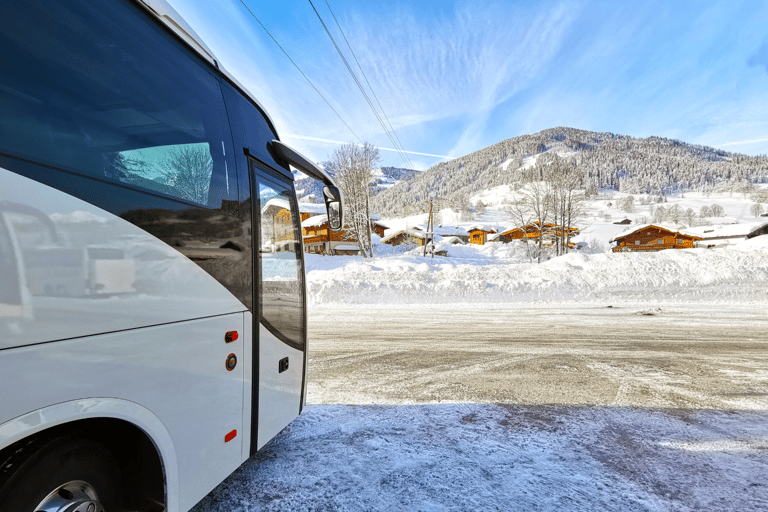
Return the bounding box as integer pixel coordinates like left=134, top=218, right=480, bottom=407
left=0, top=436, right=121, bottom=512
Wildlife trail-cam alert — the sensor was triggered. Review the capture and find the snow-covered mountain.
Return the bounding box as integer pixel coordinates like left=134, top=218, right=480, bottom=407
left=294, top=164, right=419, bottom=203
left=371, top=127, right=768, bottom=217
left=370, top=166, right=420, bottom=195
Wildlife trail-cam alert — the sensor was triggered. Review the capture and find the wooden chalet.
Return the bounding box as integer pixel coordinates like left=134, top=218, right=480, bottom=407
left=467, top=226, right=497, bottom=245
left=611, top=224, right=700, bottom=252
left=500, top=222, right=579, bottom=248
left=302, top=214, right=387, bottom=255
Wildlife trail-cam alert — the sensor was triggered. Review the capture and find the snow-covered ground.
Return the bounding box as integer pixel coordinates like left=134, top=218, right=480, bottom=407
left=192, top=404, right=768, bottom=511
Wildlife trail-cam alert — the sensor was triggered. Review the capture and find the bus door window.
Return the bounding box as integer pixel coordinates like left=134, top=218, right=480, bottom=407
left=254, top=169, right=305, bottom=351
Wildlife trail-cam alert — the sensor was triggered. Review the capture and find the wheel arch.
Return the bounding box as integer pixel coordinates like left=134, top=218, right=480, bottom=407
left=0, top=398, right=179, bottom=512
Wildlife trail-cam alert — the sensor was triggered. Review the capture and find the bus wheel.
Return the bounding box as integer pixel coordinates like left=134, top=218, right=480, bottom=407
left=0, top=437, right=121, bottom=512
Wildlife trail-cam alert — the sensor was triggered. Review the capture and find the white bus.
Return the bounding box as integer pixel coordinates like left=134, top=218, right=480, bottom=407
left=0, top=1, right=343, bottom=510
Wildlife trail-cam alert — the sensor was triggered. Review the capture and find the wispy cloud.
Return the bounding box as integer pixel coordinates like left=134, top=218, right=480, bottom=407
left=719, top=138, right=768, bottom=147
left=283, top=134, right=453, bottom=159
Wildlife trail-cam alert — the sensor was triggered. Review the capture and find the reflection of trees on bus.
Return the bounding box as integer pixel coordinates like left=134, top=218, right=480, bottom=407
left=160, top=145, right=213, bottom=204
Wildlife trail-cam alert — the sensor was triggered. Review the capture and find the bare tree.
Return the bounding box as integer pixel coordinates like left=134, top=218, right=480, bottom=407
left=542, top=157, right=587, bottom=255
left=710, top=204, right=725, bottom=217
left=516, top=180, right=554, bottom=263
left=750, top=202, right=764, bottom=217
left=504, top=198, right=535, bottom=263
left=330, top=142, right=380, bottom=258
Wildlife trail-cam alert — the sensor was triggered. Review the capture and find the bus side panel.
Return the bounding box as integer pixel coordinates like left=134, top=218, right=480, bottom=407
left=257, top=325, right=304, bottom=451
left=0, top=313, right=246, bottom=512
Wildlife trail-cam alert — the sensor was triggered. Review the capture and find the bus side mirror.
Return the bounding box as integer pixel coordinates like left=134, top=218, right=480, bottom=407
left=323, top=185, right=343, bottom=232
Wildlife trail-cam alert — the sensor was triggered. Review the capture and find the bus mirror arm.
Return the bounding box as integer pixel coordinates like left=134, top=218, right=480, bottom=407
left=268, top=140, right=344, bottom=231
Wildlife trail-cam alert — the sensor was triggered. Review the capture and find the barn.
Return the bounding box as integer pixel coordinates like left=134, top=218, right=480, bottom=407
left=611, top=224, right=700, bottom=252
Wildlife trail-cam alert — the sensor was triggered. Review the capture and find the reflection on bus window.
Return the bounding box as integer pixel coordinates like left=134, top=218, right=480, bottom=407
left=110, top=142, right=214, bottom=205
left=258, top=180, right=304, bottom=350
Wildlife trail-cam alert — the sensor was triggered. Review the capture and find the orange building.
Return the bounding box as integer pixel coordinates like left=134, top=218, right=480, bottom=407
left=302, top=215, right=388, bottom=255
left=467, top=226, right=497, bottom=245
left=611, top=225, right=700, bottom=252
left=501, top=222, right=579, bottom=247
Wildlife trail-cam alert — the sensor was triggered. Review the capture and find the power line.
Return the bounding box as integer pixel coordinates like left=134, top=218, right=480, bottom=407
left=323, top=0, right=414, bottom=170
left=236, top=0, right=364, bottom=145
left=307, top=0, right=413, bottom=169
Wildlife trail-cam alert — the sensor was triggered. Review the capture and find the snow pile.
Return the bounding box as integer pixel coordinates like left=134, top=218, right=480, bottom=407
left=305, top=243, right=768, bottom=304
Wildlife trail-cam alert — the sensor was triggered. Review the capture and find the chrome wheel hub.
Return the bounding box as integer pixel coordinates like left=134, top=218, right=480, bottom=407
left=33, top=480, right=104, bottom=512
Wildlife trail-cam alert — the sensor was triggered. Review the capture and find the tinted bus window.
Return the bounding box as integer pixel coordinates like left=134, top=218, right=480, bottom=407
left=254, top=164, right=305, bottom=351
left=0, top=0, right=236, bottom=208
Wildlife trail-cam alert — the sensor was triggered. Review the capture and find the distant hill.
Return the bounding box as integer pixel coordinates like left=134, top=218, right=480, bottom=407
left=295, top=164, right=419, bottom=203
left=370, top=166, right=420, bottom=195
left=371, top=127, right=768, bottom=217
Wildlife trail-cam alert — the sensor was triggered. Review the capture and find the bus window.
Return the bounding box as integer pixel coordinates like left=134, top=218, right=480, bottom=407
left=0, top=0, right=236, bottom=208
left=255, top=169, right=305, bottom=351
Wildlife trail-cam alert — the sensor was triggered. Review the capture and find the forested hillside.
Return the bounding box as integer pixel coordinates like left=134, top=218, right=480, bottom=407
left=372, top=127, right=768, bottom=217
left=295, top=165, right=418, bottom=203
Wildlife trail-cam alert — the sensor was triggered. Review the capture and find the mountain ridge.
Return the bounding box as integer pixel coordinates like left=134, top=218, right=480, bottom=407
left=371, top=127, right=768, bottom=217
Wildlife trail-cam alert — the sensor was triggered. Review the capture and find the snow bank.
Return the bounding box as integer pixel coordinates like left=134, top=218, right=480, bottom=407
left=306, top=244, right=768, bottom=304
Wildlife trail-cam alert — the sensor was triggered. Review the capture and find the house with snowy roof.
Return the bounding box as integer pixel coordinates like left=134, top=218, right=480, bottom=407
left=684, top=221, right=768, bottom=248
left=466, top=225, right=498, bottom=245
left=302, top=214, right=388, bottom=255
left=433, top=225, right=470, bottom=243
left=499, top=222, right=579, bottom=247
left=261, top=198, right=326, bottom=223
left=610, top=224, right=700, bottom=252
left=381, top=230, right=443, bottom=247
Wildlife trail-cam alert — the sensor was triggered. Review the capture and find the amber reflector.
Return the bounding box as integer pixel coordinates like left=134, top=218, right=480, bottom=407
left=225, top=331, right=239, bottom=343
left=225, top=429, right=237, bottom=443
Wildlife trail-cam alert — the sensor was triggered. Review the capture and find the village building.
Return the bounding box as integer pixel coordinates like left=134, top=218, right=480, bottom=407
left=302, top=214, right=388, bottom=255
left=610, top=224, right=700, bottom=252
left=440, top=236, right=466, bottom=245
left=467, top=225, right=498, bottom=245
left=433, top=225, right=470, bottom=243
left=380, top=230, right=444, bottom=247
left=499, top=222, right=580, bottom=248
left=684, top=221, right=768, bottom=248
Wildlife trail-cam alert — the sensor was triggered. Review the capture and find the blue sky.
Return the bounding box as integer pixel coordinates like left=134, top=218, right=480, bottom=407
left=170, top=0, right=768, bottom=170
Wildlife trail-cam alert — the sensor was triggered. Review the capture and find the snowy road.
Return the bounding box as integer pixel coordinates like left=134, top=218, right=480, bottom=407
left=192, top=302, right=768, bottom=511
left=307, top=302, right=768, bottom=410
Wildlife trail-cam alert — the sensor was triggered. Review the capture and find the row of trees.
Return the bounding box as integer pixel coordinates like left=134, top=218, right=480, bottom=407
left=504, top=157, right=585, bottom=263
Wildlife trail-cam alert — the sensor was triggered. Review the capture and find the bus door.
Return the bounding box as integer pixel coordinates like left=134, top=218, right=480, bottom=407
left=250, top=159, right=306, bottom=450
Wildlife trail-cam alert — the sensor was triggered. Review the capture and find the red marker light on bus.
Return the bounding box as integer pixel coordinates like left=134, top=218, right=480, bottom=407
left=225, top=429, right=237, bottom=443
left=225, top=331, right=238, bottom=343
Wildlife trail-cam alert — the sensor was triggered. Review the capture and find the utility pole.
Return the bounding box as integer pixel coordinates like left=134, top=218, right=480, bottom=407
left=423, top=200, right=434, bottom=258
